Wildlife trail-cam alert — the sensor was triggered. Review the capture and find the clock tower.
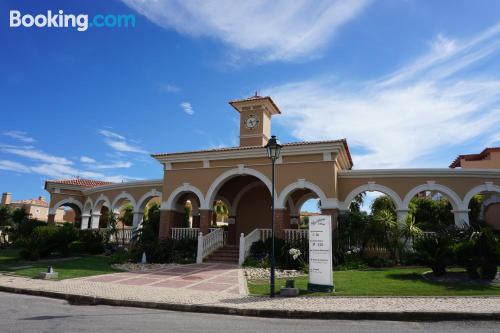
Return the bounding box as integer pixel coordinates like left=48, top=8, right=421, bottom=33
left=229, top=95, right=281, bottom=147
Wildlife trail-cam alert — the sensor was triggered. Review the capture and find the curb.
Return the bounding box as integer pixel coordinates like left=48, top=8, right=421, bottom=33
left=0, top=285, right=499, bottom=321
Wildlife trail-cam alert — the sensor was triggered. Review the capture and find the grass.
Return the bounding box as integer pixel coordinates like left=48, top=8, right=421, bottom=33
left=247, top=267, right=500, bottom=296
left=0, top=248, right=121, bottom=280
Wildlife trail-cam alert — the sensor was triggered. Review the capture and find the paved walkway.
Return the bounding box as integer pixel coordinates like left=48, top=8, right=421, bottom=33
left=82, top=263, right=242, bottom=295
left=0, top=271, right=498, bottom=320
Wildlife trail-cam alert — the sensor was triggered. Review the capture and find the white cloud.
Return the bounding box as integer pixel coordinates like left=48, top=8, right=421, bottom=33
left=98, top=129, right=148, bottom=154
left=180, top=102, right=194, bottom=115
left=0, top=160, right=30, bottom=173
left=99, top=129, right=126, bottom=140
left=265, top=23, right=500, bottom=169
left=93, top=161, right=133, bottom=169
left=1, top=147, right=72, bottom=165
left=80, top=156, right=96, bottom=163
left=2, top=130, right=35, bottom=143
left=161, top=84, right=180, bottom=93
left=122, top=0, right=370, bottom=62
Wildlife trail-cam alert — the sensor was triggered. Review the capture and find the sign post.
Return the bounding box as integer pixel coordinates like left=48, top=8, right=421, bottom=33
left=308, top=215, right=334, bottom=292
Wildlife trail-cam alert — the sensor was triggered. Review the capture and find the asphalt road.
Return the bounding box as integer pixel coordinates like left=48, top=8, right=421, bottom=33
left=0, top=292, right=498, bottom=333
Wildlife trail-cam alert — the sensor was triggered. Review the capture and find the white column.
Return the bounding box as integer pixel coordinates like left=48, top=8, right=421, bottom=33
left=196, top=232, right=204, bottom=264
left=80, top=214, right=91, bottom=230
left=238, top=233, right=245, bottom=266
left=132, top=212, right=144, bottom=230
left=90, top=213, right=101, bottom=229
left=396, top=209, right=409, bottom=226
left=452, top=210, right=470, bottom=229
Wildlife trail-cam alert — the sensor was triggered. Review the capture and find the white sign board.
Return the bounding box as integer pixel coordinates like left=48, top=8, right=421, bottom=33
left=308, top=215, right=334, bottom=292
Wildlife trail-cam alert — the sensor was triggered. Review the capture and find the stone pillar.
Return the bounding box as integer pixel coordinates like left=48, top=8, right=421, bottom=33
left=192, top=215, right=200, bottom=228
left=275, top=208, right=287, bottom=239
left=90, top=213, right=101, bottom=229
left=396, top=209, right=409, bottom=226
left=159, top=209, right=175, bottom=240
left=227, top=216, right=236, bottom=245
left=81, top=214, right=91, bottom=230
left=132, top=211, right=144, bottom=231
left=452, top=210, right=470, bottom=229
left=47, top=214, right=56, bottom=226
left=320, top=208, right=339, bottom=232
left=199, top=209, right=212, bottom=235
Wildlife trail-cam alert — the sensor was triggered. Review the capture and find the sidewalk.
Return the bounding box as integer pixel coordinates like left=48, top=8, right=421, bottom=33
left=0, top=273, right=499, bottom=321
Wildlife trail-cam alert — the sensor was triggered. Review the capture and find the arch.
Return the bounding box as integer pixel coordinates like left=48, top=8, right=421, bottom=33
left=83, top=198, right=93, bottom=215
left=462, top=182, right=500, bottom=208
left=229, top=180, right=265, bottom=215
left=276, top=179, right=327, bottom=209
left=111, top=191, right=137, bottom=211
left=340, top=182, right=404, bottom=211
left=402, top=182, right=462, bottom=210
left=162, top=183, right=205, bottom=211
left=291, top=191, right=319, bottom=216
left=49, top=197, right=83, bottom=215
left=93, top=194, right=111, bottom=212
left=135, top=189, right=162, bottom=212
left=204, top=166, right=274, bottom=210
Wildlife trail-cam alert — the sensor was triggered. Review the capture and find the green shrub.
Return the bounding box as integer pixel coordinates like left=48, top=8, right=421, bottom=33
left=365, top=256, right=395, bottom=268
left=78, top=229, right=105, bottom=254
left=110, top=249, right=130, bottom=264
left=16, top=226, right=58, bottom=260
left=52, top=223, right=78, bottom=257
left=413, top=233, right=453, bottom=276
left=454, top=228, right=498, bottom=280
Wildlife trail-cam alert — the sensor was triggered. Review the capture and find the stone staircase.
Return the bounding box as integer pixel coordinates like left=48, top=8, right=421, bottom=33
left=204, top=245, right=239, bottom=264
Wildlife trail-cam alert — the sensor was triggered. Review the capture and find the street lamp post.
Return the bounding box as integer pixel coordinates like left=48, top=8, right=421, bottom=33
left=265, top=135, right=283, bottom=298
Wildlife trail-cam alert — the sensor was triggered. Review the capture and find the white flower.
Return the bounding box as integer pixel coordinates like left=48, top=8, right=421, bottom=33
left=289, top=248, right=302, bottom=260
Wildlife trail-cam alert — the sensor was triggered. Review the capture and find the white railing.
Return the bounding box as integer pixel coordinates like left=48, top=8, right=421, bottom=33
left=171, top=228, right=200, bottom=240
left=260, top=229, right=272, bottom=241
left=99, top=228, right=133, bottom=244
left=209, top=227, right=228, bottom=244
left=238, top=228, right=272, bottom=265
left=197, top=228, right=225, bottom=263
left=284, top=229, right=308, bottom=242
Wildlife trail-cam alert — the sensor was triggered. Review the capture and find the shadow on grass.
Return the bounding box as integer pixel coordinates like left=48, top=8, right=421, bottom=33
left=386, top=272, right=500, bottom=292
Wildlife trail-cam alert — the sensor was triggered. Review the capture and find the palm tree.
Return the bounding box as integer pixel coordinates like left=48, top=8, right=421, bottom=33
left=349, top=192, right=366, bottom=213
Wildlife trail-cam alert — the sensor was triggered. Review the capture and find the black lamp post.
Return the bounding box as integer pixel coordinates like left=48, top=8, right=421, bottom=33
left=265, top=135, right=283, bottom=298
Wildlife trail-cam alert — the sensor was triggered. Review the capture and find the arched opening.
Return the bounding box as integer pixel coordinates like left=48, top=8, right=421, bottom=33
left=463, top=184, right=500, bottom=230
left=91, top=195, right=111, bottom=229
left=167, top=189, right=202, bottom=230
left=212, top=175, right=271, bottom=244
left=403, top=184, right=461, bottom=231
left=49, top=198, right=83, bottom=228
left=298, top=197, right=320, bottom=230
left=58, top=204, right=82, bottom=228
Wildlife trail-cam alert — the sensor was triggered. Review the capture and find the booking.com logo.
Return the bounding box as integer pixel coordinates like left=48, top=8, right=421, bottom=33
left=9, top=10, right=136, bottom=32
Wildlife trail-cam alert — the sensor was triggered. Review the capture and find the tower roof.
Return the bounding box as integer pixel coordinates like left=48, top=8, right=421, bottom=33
left=229, top=95, right=281, bottom=115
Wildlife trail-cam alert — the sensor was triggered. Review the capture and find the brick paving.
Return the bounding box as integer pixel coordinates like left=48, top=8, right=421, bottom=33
left=82, top=263, right=242, bottom=295
left=0, top=270, right=499, bottom=316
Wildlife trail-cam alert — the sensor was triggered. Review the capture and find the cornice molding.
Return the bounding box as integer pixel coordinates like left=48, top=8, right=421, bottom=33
left=338, top=169, right=500, bottom=178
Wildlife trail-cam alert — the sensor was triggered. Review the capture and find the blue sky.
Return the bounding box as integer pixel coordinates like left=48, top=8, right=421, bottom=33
left=1, top=0, right=500, bottom=204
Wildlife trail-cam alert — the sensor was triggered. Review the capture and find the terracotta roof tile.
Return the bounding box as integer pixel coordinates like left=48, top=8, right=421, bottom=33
left=46, top=179, right=115, bottom=187
left=152, top=139, right=353, bottom=165
left=449, top=147, right=500, bottom=168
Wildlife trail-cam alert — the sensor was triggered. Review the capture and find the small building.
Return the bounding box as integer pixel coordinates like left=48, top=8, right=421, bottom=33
left=1, top=192, right=67, bottom=223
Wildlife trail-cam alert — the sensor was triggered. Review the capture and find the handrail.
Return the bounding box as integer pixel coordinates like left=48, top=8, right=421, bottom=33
left=171, top=228, right=200, bottom=240
left=284, top=229, right=308, bottom=242
left=196, top=228, right=225, bottom=263
left=238, top=228, right=271, bottom=265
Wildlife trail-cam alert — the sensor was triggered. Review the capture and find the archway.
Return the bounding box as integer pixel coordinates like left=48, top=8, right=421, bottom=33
left=210, top=174, right=272, bottom=244
left=134, top=189, right=162, bottom=230
left=49, top=198, right=83, bottom=228
left=403, top=183, right=462, bottom=230
left=163, top=184, right=203, bottom=231
left=463, top=183, right=500, bottom=230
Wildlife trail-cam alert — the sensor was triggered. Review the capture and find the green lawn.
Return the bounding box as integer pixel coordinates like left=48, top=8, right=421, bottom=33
left=0, top=248, right=121, bottom=280
left=247, top=267, right=500, bottom=296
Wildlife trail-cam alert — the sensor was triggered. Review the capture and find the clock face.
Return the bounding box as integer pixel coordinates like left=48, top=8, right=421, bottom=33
left=244, top=115, right=259, bottom=129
